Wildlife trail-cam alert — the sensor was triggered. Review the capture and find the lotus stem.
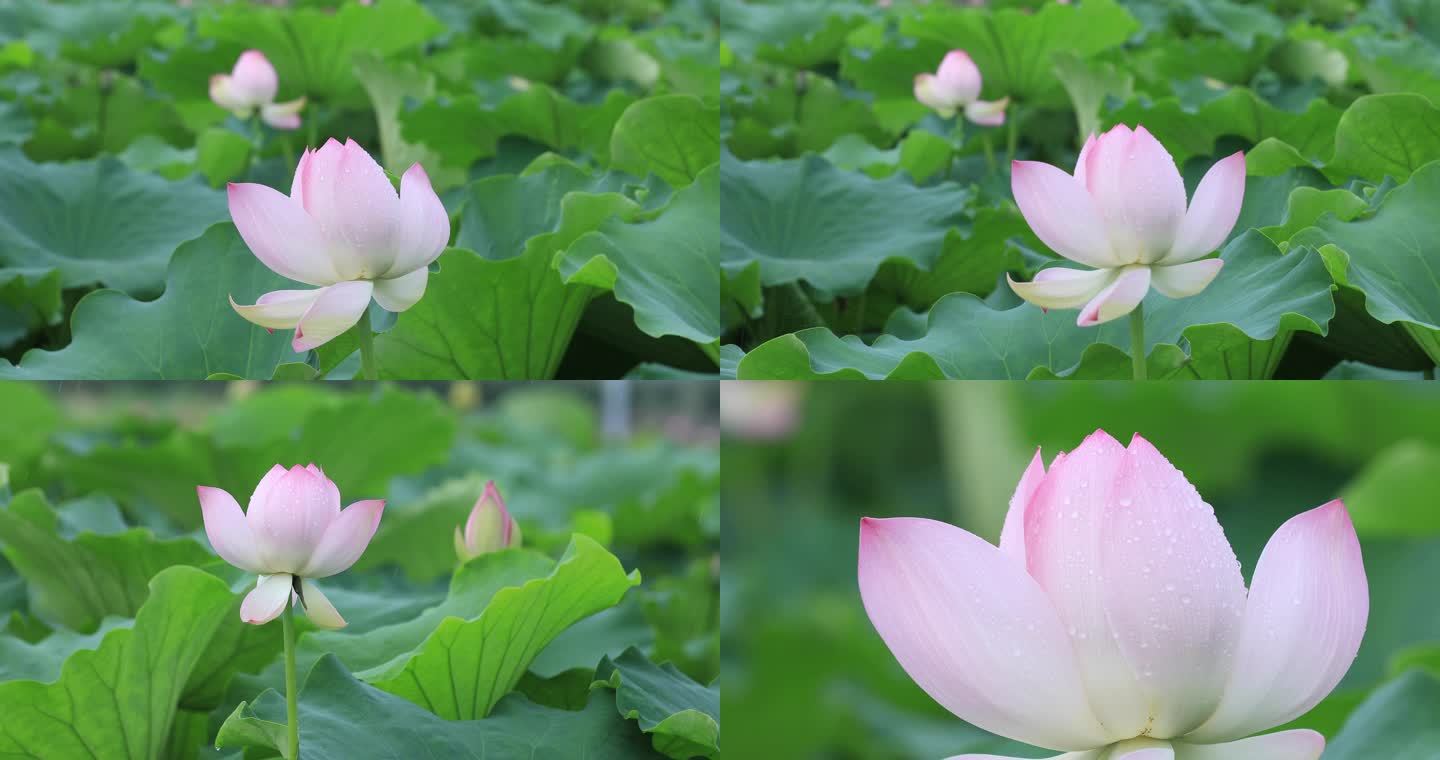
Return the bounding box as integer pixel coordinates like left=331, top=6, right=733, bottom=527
left=248, top=115, right=263, bottom=173
left=1006, top=107, right=1020, bottom=163
left=1130, top=304, right=1147, bottom=381
left=948, top=120, right=965, bottom=180
left=281, top=598, right=299, bottom=759
left=356, top=308, right=378, bottom=381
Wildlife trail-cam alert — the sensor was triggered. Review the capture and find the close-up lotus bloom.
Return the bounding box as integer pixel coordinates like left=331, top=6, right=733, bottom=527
left=227, top=138, right=451, bottom=351
left=914, top=50, right=1010, bottom=126
left=1007, top=125, right=1246, bottom=326
left=858, top=431, right=1368, bottom=760
left=198, top=464, right=385, bottom=629
left=209, top=50, right=306, bottom=130
left=455, top=480, right=522, bottom=560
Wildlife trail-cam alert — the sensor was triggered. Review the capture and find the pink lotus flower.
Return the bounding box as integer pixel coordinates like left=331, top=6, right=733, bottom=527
left=914, top=51, right=1010, bottom=126
left=455, top=480, right=522, bottom=560
left=1008, top=125, right=1246, bottom=326
left=859, top=431, right=1367, bottom=760
left=227, top=138, right=451, bottom=351
left=209, top=50, right=306, bottom=130
left=198, top=464, right=385, bottom=629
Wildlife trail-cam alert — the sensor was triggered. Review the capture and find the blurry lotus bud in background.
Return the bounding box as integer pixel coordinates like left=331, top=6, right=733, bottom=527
left=721, top=382, right=804, bottom=440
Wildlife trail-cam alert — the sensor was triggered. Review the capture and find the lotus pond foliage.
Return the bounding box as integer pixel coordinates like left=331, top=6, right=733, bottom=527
left=0, top=0, right=721, bottom=380
left=0, top=381, right=721, bottom=759
left=719, top=0, right=1440, bottom=380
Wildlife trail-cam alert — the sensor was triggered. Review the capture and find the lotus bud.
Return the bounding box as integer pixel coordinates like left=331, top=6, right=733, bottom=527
left=209, top=50, right=306, bottom=130
left=455, top=480, right=522, bottom=560
left=914, top=50, right=1009, bottom=126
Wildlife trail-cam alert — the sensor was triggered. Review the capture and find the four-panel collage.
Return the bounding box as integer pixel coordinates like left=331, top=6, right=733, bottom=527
left=1, top=0, right=1439, bottom=758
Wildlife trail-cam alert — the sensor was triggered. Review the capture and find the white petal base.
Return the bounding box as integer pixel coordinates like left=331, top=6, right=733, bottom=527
left=950, top=734, right=1319, bottom=760
left=240, top=573, right=294, bottom=625
left=946, top=752, right=1102, bottom=760
left=1008, top=267, right=1118, bottom=311
left=299, top=577, right=347, bottom=629
left=946, top=731, right=1321, bottom=760
left=1175, top=730, right=1324, bottom=760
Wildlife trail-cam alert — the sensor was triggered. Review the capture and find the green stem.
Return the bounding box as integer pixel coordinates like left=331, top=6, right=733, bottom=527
left=946, top=119, right=965, bottom=180
left=1130, top=303, right=1147, bottom=381
left=248, top=115, right=263, bottom=173
left=281, top=600, right=299, bottom=760
left=1006, top=107, right=1020, bottom=163
left=355, top=308, right=377, bottom=381
left=981, top=133, right=996, bottom=173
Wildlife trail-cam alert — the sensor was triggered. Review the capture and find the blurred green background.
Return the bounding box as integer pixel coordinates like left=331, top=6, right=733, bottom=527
left=722, top=381, right=1440, bottom=759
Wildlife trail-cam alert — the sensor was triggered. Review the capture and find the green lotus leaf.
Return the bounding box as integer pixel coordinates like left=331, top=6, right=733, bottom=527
left=1325, top=93, right=1440, bottom=184
left=720, top=153, right=969, bottom=296
left=364, top=535, right=640, bottom=720
left=218, top=654, right=659, bottom=759
left=1350, top=33, right=1440, bottom=107
left=1179, top=0, right=1285, bottom=50
left=373, top=160, right=645, bottom=378
left=55, top=386, right=456, bottom=528
left=821, top=132, right=954, bottom=184
left=0, top=100, right=32, bottom=145
left=726, top=73, right=890, bottom=159
left=300, top=549, right=555, bottom=677
left=1104, top=88, right=1342, bottom=169
left=197, top=0, right=444, bottom=107
left=593, top=647, right=721, bottom=759
left=135, top=36, right=241, bottom=132
left=0, top=619, right=124, bottom=689
left=1342, top=440, right=1440, bottom=539
left=351, top=53, right=465, bottom=190
left=0, top=489, right=214, bottom=631
left=736, top=231, right=1334, bottom=380
left=610, top=94, right=720, bottom=188
left=402, top=85, right=634, bottom=171
left=0, top=566, right=238, bottom=760
left=561, top=164, right=721, bottom=345
left=0, top=382, right=57, bottom=472
left=639, top=560, right=720, bottom=684
left=1325, top=671, right=1440, bottom=759
left=898, top=0, right=1138, bottom=104
left=25, top=72, right=190, bottom=161
left=481, top=0, right=592, bottom=50
left=836, top=38, right=950, bottom=134
left=1291, top=160, right=1440, bottom=364
left=716, top=0, right=873, bottom=68
left=0, top=223, right=300, bottom=380
left=0, top=149, right=227, bottom=296
left=0, top=0, right=182, bottom=68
